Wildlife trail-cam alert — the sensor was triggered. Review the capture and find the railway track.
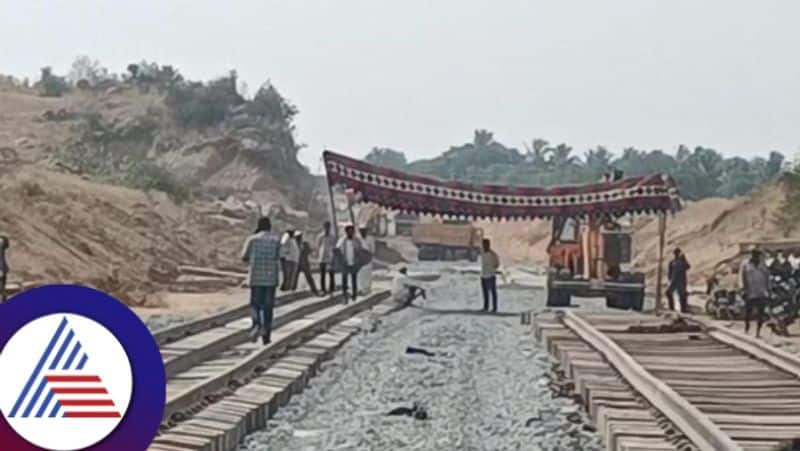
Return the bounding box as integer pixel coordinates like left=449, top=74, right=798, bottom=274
left=147, top=288, right=393, bottom=451
left=533, top=310, right=800, bottom=451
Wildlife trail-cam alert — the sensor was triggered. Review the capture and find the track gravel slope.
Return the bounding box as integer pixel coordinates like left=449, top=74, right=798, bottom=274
left=239, top=266, right=603, bottom=451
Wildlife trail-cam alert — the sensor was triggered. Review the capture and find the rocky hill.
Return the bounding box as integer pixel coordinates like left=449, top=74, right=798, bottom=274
left=0, top=65, right=325, bottom=304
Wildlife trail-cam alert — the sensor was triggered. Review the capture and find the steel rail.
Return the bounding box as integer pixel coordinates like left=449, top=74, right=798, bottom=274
left=152, top=290, right=310, bottom=346
left=163, top=290, right=390, bottom=422
left=688, top=315, right=800, bottom=379
left=163, top=294, right=344, bottom=377
left=559, top=310, right=743, bottom=451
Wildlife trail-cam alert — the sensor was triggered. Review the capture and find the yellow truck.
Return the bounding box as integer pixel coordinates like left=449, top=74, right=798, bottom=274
left=412, top=222, right=483, bottom=261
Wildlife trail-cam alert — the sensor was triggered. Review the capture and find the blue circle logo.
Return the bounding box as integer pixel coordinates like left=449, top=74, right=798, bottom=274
left=0, top=285, right=165, bottom=450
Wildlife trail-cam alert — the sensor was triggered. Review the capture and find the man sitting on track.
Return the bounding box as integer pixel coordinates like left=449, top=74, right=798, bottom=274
left=392, top=267, right=426, bottom=306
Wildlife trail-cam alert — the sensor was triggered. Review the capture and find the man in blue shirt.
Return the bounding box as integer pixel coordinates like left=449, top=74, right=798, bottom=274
left=241, top=217, right=281, bottom=345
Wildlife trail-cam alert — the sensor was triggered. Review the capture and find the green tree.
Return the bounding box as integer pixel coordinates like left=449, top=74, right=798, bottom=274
left=388, top=131, right=784, bottom=198
left=365, top=147, right=408, bottom=169
left=523, top=138, right=552, bottom=168
left=549, top=143, right=579, bottom=169
left=766, top=151, right=786, bottom=179
left=584, top=146, right=613, bottom=179
left=37, top=67, right=69, bottom=97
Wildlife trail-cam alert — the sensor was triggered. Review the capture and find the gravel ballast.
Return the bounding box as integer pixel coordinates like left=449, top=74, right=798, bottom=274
left=239, top=265, right=604, bottom=451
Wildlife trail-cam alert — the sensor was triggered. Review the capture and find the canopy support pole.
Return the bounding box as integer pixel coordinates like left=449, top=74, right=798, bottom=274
left=347, top=193, right=357, bottom=227
left=325, top=168, right=339, bottom=242
left=655, top=212, right=667, bottom=313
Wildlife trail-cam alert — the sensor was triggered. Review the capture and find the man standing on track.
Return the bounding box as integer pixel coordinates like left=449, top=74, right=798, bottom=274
left=280, top=229, right=299, bottom=291
left=740, top=247, right=771, bottom=338
left=336, top=224, right=362, bottom=303
left=241, top=217, right=281, bottom=345
left=480, top=238, right=500, bottom=313
left=294, top=232, right=319, bottom=296
left=666, top=248, right=691, bottom=313
left=316, top=221, right=336, bottom=294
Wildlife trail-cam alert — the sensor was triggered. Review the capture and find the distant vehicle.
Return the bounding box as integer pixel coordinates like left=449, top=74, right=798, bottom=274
left=547, top=214, right=646, bottom=310
left=412, top=223, right=483, bottom=262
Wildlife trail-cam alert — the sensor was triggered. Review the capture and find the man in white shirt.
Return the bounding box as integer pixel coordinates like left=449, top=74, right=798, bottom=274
left=336, top=224, right=362, bottom=302
left=392, top=267, right=426, bottom=306
left=280, top=229, right=300, bottom=291
left=316, top=221, right=336, bottom=294
left=789, top=251, right=800, bottom=271
left=357, top=225, right=375, bottom=295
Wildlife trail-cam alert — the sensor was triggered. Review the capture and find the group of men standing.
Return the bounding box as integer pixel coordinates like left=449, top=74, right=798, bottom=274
left=274, top=221, right=375, bottom=298
left=669, top=245, right=784, bottom=338
left=240, top=218, right=375, bottom=345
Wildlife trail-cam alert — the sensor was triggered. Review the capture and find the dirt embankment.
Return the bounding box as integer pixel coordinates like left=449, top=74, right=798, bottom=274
left=0, top=165, right=258, bottom=305
left=633, top=185, right=787, bottom=287
left=473, top=185, right=790, bottom=288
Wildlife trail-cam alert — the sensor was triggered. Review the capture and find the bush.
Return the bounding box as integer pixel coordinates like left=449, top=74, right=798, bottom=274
left=38, top=67, right=70, bottom=97
left=248, top=83, right=298, bottom=123
left=123, top=162, right=190, bottom=203
left=166, top=75, right=243, bottom=128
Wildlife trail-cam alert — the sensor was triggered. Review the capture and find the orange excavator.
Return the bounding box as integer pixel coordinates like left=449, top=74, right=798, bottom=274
left=546, top=212, right=643, bottom=310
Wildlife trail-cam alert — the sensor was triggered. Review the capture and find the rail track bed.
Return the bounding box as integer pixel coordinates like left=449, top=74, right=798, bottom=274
left=147, top=289, right=394, bottom=451
left=533, top=310, right=800, bottom=451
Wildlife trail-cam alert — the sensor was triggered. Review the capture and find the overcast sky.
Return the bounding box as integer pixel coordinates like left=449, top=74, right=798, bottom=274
left=2, top=0, right=799, bottom=172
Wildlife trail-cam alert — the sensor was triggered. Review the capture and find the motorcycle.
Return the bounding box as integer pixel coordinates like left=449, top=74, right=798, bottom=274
left=765, top=274, right=800, bottom=333
left=704, top=274, right=800, bottom=329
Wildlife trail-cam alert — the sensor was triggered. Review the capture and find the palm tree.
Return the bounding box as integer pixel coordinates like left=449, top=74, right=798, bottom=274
left=584, top=146, right=613, bottom=173
left=523, top=139, right=552, bottom=167
left=473, top=129, right=494, bottom=149
left=549, top=143, right=579, bottom=169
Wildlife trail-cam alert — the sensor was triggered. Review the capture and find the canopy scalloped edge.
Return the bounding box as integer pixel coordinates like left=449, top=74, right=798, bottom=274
left=323, top=150, right=682, bottom=220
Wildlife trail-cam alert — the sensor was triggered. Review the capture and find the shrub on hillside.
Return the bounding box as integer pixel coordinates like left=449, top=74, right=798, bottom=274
left=124, top=161, right=190, bottom=204
left=247, top=83, right=298, bottom=124
left=165, top=74, right=243, bottom=128
left=37, top=67, right=70, bottom=97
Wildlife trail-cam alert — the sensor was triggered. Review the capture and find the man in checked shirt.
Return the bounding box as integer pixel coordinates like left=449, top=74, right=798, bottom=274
left=241, top=217, right=281, bottom=345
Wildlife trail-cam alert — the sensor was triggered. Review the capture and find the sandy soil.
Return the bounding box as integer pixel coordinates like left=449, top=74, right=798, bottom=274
left=0, top=164, right=252, bottom=305
left=0, top=90, right=72, bottom=163
left=134, top=288, right=249, bottom=328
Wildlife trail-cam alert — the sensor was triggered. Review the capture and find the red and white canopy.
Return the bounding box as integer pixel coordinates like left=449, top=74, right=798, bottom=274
left=324, top=150, right=681, bottom=220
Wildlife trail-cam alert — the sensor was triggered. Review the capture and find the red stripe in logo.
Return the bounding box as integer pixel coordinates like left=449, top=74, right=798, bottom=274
left=45, top=375, right=102, bottom=383
left=64, top=412, right=121, bottom=418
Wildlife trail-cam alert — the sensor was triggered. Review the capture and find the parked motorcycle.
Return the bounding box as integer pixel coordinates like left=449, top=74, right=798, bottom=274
left=704, top=274, right=800, bottom=330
